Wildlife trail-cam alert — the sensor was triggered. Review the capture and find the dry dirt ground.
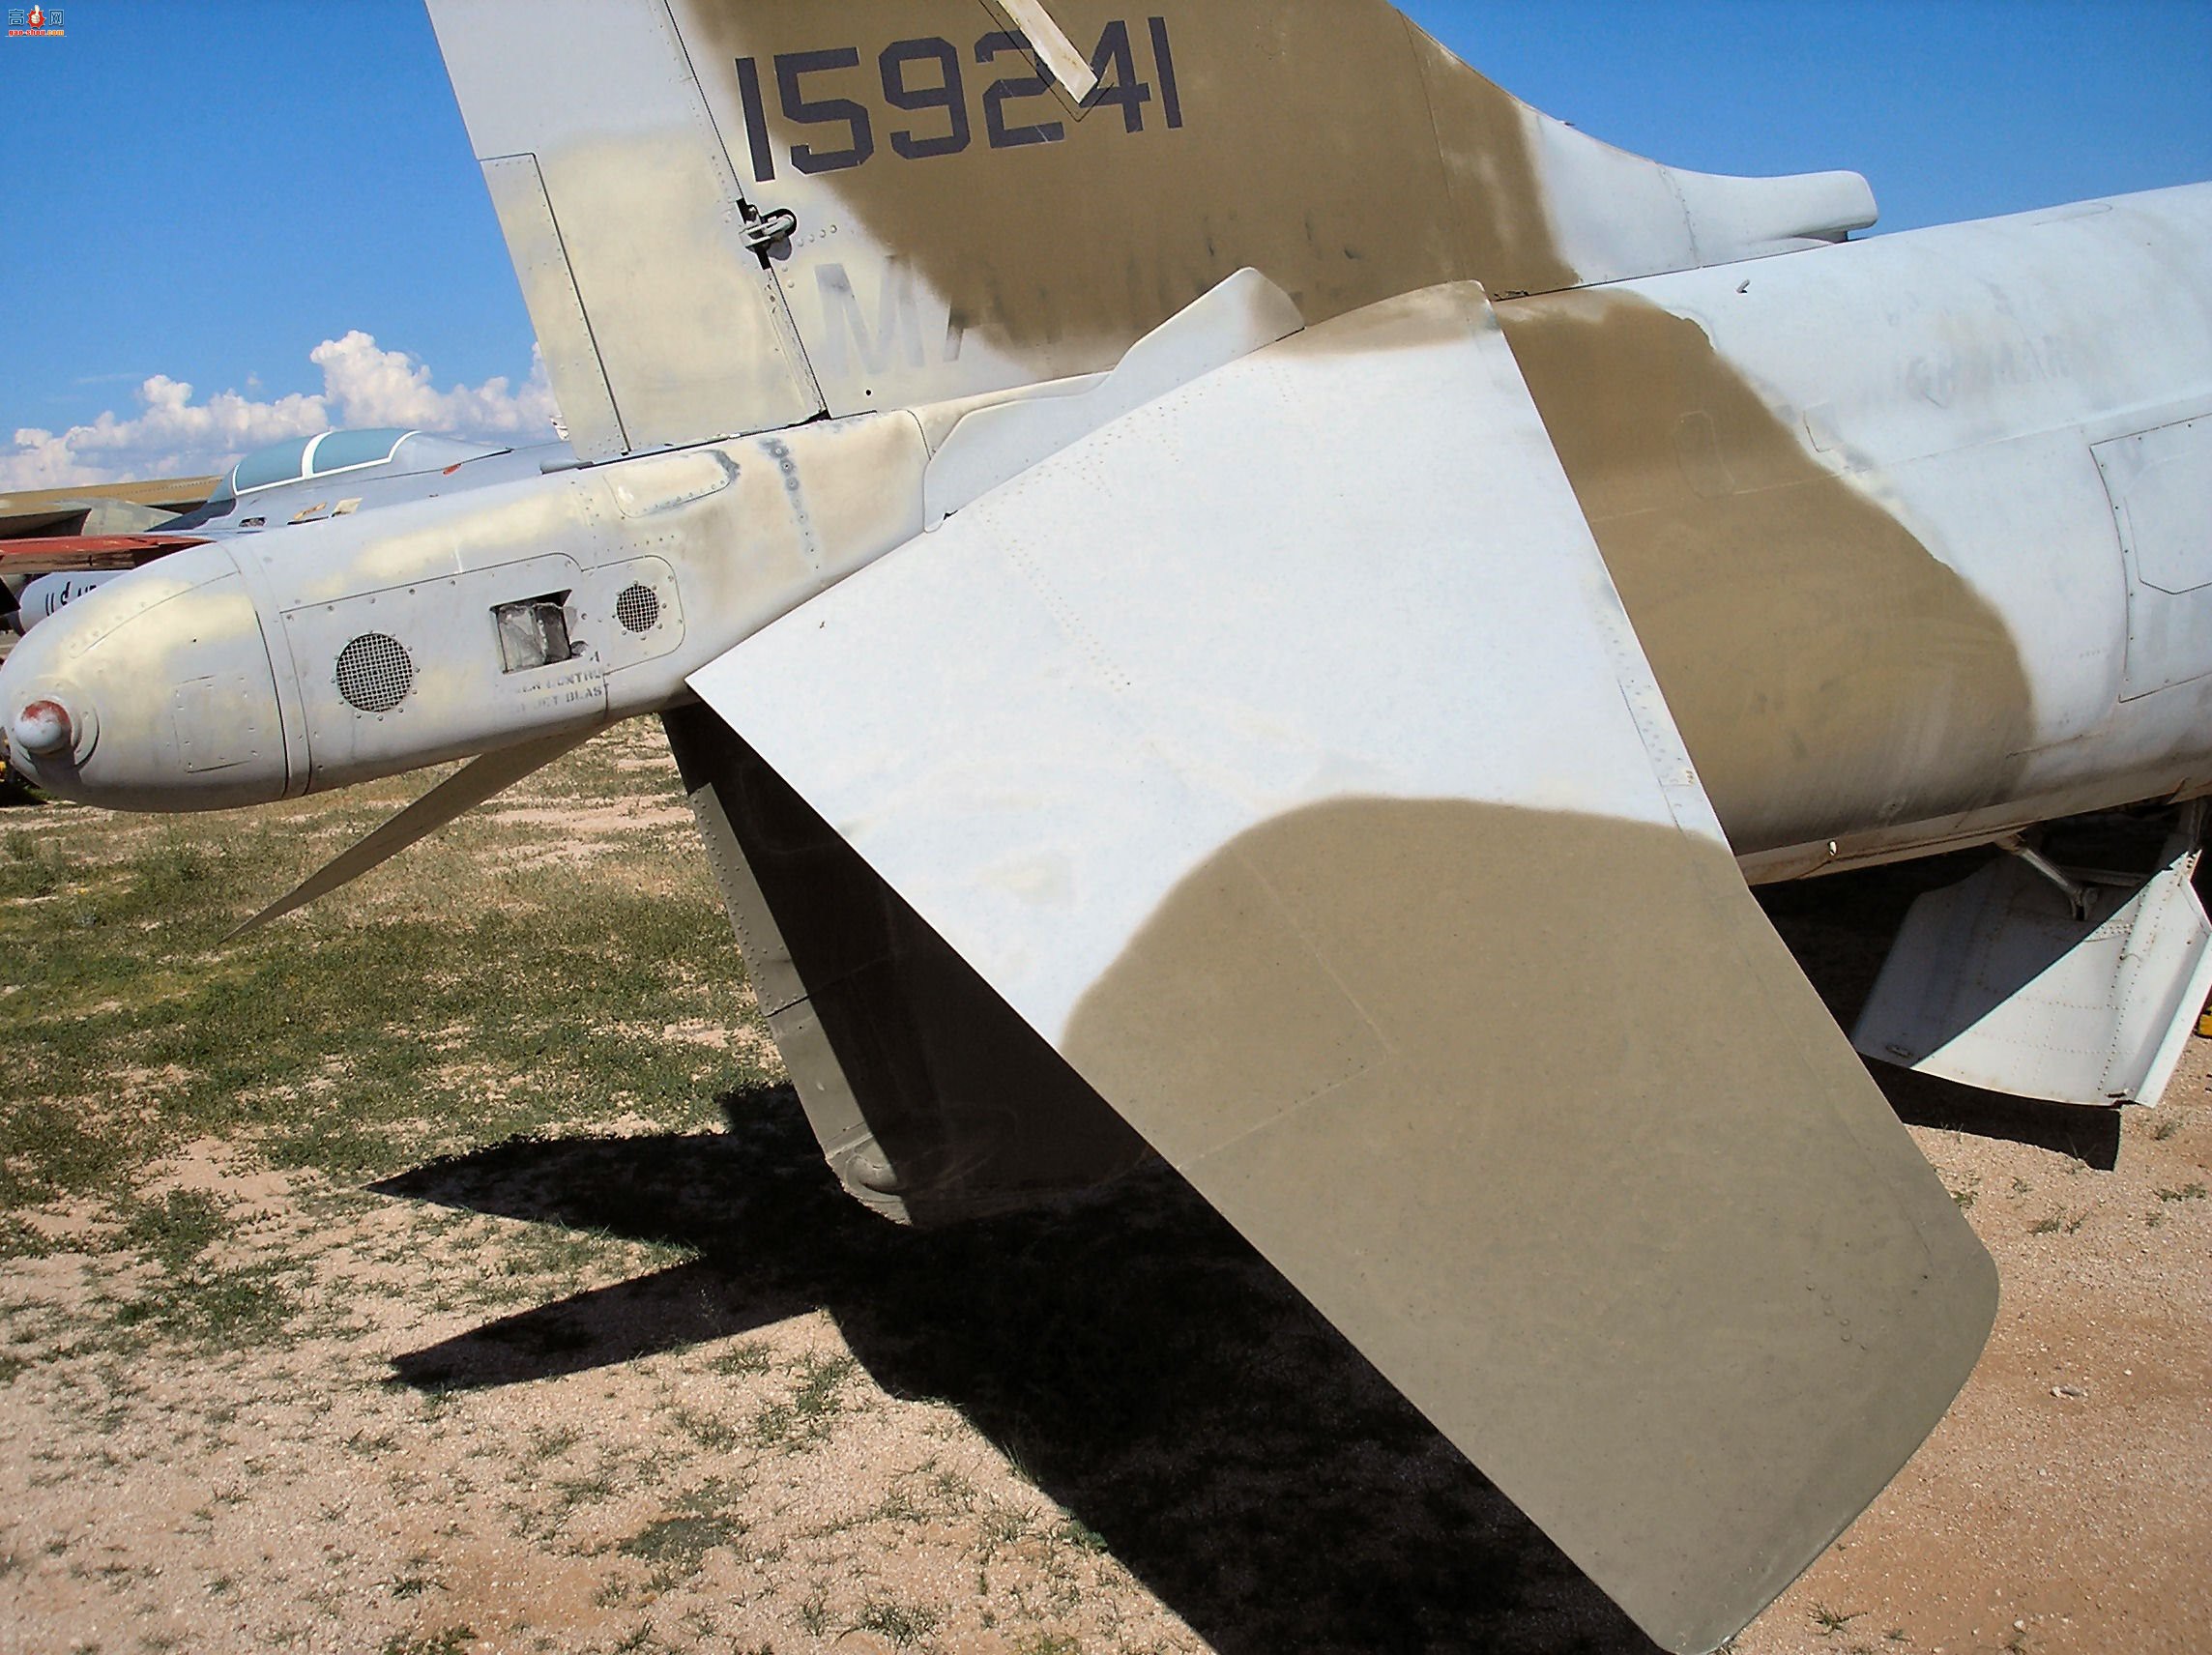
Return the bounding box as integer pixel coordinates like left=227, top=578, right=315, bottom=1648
left=0, top=721, right=2205, bottom=1655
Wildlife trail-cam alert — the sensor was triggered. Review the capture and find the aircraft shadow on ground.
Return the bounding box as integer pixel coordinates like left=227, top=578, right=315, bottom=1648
left=366, top=856, right=2139, bottom=1653
left=375, top=1088, right=1657, bottom=1655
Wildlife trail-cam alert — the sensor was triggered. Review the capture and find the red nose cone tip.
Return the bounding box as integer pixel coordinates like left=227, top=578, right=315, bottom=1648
left=12, top=698, right=73, bottom=756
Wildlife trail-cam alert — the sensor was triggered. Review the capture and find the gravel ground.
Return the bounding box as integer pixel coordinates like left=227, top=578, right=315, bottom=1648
left=0, top=746, right=2205, bottom=1655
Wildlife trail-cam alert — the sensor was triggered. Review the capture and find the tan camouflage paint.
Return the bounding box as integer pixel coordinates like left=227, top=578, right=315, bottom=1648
left=653, top=4, right=2032, bottom=862
left=1061, top=796, right=1997, bottom=1654
left=1497, top=290, right=2038, bottom=854
left=675, top=0, right=1579, bottom=375
left=1402, top=18, right=1580, bottom=299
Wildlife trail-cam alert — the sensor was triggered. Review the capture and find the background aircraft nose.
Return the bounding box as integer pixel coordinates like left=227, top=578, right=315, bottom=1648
left=0, top=542, right=291, bottom=810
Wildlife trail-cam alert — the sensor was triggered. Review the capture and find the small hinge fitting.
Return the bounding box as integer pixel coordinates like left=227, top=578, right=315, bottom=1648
left=740, top=207, right=798, bottom=259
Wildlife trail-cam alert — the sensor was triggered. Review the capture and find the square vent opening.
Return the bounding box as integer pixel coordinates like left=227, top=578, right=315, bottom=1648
left=495, top=593, right=577, bottom=673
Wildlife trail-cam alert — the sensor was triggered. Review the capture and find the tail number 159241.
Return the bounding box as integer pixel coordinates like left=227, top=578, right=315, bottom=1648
left=733, top=18, right=1184, bottom=182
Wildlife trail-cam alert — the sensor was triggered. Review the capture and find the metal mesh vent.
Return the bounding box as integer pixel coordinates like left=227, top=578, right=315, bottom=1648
left=615, top=583, right=661, bottom=634
left=334, top=632, right=414, bottom=714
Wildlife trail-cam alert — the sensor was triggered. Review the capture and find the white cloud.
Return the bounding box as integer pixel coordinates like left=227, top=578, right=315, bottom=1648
left=1, top=334, right=561, bottom=491
left=308, top=332, right=560, bottom=438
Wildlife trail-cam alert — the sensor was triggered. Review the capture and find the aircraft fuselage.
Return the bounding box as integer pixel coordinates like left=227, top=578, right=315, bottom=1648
left=6, top=189, right=2210, bottom=893
left=1509, top=183, right=2212, bottom=879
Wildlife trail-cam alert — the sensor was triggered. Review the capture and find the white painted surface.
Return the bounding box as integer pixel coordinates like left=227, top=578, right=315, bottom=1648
left=1852, top=839, right=2212, bottom=1106
left=924, top=269, right=1303, bottom=527
left=2096, top=415, right=2212, bottom=698
left=691, top=283, right=1725, bottom=1040
left=428, top=0, right=824, bottom=450
left=1526, top=104, right=1876, bottom=287
left=1606, top=185, right=2212, bottom=778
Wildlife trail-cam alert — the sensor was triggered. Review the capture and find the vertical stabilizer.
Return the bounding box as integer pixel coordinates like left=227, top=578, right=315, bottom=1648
left=429, top=0, right=1875, bottom=447
left=428, top=0, right=824, bottom=460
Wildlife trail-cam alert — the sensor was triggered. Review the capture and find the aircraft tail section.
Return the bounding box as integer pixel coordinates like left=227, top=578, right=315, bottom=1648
left=685, top=279, right=1993, bottom=1654
left=428, top=0, right=827, bottom=461
left=429, top=0, right=1874, bottom=451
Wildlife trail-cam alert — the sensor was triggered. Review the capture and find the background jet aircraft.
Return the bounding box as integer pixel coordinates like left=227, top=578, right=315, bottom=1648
left=4, top=3, right=2208, bottom=1650
left=0, top=427, right=574, bottom=639
left=0, top=475, right=218, bottom=545
left=0, top=475, right=216, bottom=639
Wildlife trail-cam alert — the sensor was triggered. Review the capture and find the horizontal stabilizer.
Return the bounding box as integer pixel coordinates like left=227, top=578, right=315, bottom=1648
left=691, top=282, right=1994, bottom=1651
left=663, top=704, right=1152, bottom=1226
left=229, top=729, right=594, bottom=940
left=1852, top=817, right=2212, bottom=1105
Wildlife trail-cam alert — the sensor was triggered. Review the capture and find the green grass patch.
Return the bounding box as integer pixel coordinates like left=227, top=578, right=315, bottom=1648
left=121, top=1187, right=230, bottom=1271
left=0, top=729, right=775, bottom=1379
left=1018, top=1636, right=1083, bottom=1655
left=851, top=1598, right=942, bottom=1647
left=1, top=747, right=760, bottom=1217
left=753, top=1352, right=858, bottom=1449
left=381, top=1630, right=477, bottom=1655
left=0, top=827, right=77, bottom=899
left=617, top=1511, right=746, bottom=1575
left=110, top=1257, right=302, bottom=1348
left=709, top=1337, right=772, bottom=1378
left=0, top=1213, right=56, bottom=1260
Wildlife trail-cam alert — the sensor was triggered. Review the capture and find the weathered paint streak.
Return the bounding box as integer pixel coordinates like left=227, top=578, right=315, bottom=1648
left=1497, top=289, right=2037, bottom=854
left=1061, top=796, right=1995, bottom=1654
left=1402, top=20, right=1580, bottom=300
left=533, top=132, right=821, bottom=446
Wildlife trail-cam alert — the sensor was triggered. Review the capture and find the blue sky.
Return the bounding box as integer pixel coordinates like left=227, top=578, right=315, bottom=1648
left=3, top=0, right=2207, bottom=484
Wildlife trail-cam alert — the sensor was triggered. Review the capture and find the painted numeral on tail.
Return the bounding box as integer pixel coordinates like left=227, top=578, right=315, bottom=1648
left=1080, top=20, right=1151, bottom=132
left=978, top=30, right=1065, bottom=149
left=731, top=21, right=1184, bottom=183
left=735, top=54, right=777, bottom=182
left=777, top=48, right=876, bottom=175
left=1150, top=16, right=1182, bottom=129
left=883, top=37, right=971, bottom=160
